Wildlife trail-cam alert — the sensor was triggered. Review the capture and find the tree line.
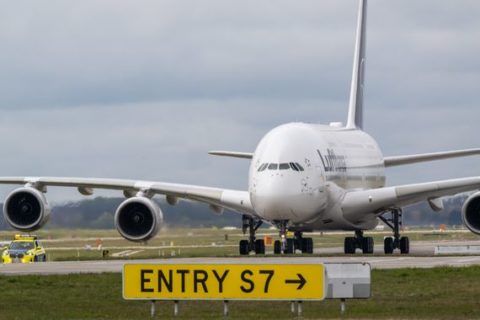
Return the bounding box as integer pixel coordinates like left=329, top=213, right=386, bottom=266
left=0, top=195, right=469, bottom=230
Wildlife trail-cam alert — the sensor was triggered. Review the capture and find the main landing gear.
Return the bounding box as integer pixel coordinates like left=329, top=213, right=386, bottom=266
left=239, top=215, right=264, bottom=255
left=379, top=208, right=409, bottom=254
left=344, top=230, right=374, bottom=254
left=272, top=221, right=314, bottom=254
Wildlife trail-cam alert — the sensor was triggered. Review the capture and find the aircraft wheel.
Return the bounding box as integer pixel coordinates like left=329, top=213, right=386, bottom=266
left=254, top=239, right=265, bottom=254
left=285, top=239, right=295, bottom=254
left=384, top=237, right=394, bottom=254
left=239, top=240, right=249, bottom=255
left=273, top=240, right=282, bottom=255
left=400, top=237, right=410, bottom=254
left=302, top=238, right=313, bottom=254
left=362, top=237, right=374, bottom=254
left=344, top=237, right=356, bottom=254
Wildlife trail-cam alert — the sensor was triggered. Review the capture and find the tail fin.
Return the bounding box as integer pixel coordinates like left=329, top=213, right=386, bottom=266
left=346, top=0, right=367, bottom=130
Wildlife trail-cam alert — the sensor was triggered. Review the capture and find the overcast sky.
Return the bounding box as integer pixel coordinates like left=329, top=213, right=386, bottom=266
left=0, top=0, right=479, bottom=203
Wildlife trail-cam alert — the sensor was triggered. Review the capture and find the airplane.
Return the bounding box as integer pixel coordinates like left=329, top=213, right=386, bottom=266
left=2, top=0, right=480, bottom=255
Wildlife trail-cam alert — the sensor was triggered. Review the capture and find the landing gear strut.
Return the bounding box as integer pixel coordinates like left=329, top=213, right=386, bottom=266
left=344, top=230, right=374, bottom=254
left=273, top=221, right=289, bottom=254
left=379, top=208, right=409, bottom=254
left=239, top=215, right=264, bottom=255
left=272, top=221, right=314, bottom=254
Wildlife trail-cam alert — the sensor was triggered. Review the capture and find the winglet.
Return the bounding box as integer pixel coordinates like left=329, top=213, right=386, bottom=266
left=346, top=0, right=367, bottom=129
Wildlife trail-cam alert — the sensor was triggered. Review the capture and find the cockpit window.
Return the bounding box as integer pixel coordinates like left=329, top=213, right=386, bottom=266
left=258, top=162, right=304, bottom=172
left=257, top=163, right=268, bottom=172
left=279, top=163, right=290, bottom=170
left=267, top=163, right=278, bottom=170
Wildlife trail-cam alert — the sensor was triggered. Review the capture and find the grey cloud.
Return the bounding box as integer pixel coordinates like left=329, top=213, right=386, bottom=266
left=0, top=0, right=356, bottom=108
left=0, top=99, right=344, bottom=202
left=1, top=1, right=478, bottom=110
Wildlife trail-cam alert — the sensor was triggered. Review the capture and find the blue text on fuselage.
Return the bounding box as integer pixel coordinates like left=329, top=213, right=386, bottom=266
left=317, top=149, right=347, bottom=173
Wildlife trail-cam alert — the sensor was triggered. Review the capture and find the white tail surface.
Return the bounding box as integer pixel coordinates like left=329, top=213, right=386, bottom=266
left=346, top=0, right=367, bottom=129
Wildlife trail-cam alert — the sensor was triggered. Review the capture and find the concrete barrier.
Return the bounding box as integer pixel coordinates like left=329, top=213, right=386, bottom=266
left=325, top=263, right=371, bottom=299
left=434, top=245, right=480, bottom=255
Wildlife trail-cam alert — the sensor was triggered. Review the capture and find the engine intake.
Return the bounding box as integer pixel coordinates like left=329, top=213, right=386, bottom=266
left=3, top=187, right=51, bottom=231
left=462, top=192, right=480, bottom=235
left=114, top=197, right=163, bottom=242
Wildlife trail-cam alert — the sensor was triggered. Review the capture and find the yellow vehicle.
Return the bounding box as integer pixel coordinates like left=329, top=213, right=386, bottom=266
left=1, top=234, right=46, bottom=264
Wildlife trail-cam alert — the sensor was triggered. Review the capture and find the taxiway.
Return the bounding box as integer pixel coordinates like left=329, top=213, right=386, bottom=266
left=2, top=255, right=480, bottom=275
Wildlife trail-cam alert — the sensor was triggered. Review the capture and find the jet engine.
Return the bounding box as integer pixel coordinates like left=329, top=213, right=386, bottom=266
left=3, top=187, right=51, bottom=231
left=462, top=192, right=480, bottom=235
left=114, top=197, right=163, bottom=242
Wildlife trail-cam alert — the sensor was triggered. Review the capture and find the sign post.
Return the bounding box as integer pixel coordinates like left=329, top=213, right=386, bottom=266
left=122, top=262, right=370, bottom=317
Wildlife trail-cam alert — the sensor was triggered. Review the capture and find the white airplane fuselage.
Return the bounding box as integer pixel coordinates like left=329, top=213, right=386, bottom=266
left=248, top=122, right=385, bottom=231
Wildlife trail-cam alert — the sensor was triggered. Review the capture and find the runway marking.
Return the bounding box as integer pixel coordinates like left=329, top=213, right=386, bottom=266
left=368, top=258, right=408, bottom=263
left=112, top=250, right=144, bottom=257
left=455, top=258, right=480, bottom=263
left=112, top=250, right=131, bottom=257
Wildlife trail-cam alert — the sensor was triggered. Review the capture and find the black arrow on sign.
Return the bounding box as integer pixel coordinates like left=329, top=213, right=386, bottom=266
left=285, top=273, right=306, bottom=290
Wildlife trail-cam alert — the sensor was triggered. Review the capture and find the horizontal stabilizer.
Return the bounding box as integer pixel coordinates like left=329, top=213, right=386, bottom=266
left=384, top=148, right=480, bottom=167
left=208, top=151, right=253, bottom=159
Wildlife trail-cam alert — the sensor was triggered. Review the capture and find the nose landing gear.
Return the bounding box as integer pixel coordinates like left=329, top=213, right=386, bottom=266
left=238, top=218, right=315, bottom=255
left=276, top=221, right=289, bottom=253
left=272, top=221, right=314, bottom=254
left=239, top=215, right=264, bottom=255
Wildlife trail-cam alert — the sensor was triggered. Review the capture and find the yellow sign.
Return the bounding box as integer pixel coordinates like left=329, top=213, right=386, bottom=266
left=123, top=264, right=325, bottom=301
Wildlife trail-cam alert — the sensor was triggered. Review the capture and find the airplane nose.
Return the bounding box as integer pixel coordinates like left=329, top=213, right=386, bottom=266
left=251, top=173, right=327, bottom=223
left=252, top=176, right=299, bottom=220
left=255, top=175, right=292, bottom=199
left=255, top=197, right=291, bottom=221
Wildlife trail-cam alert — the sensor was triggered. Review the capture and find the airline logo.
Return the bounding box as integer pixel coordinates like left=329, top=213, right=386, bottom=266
left=317, top=149, right=347, bottom=173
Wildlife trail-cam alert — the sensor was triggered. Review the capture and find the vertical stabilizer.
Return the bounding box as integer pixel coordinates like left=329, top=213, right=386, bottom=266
left=346, top=0, right=367, bottom=129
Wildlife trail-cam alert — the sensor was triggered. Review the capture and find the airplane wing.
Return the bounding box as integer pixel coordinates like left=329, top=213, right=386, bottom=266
left=207, top=148, right=480, bottom=163
left=384, top=148, right=480, bottom=167
left=0, top=177, right=255, bottom=216
left=341, top=176, right=480, bottom=220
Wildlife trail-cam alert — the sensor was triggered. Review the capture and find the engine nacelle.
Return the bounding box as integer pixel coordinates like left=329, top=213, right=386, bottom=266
left=462, top=192, right=480, bottom=235
left=3, top=187, right=51, bottom=232
left=114, top=197, right=163, bottom=242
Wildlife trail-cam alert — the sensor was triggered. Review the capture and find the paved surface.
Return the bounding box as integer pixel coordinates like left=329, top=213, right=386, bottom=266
left=2, top=255, right=480, bottom=275
left=316, top=240, right=480, bottom=255
left=3, top=239, right=480, bottom=275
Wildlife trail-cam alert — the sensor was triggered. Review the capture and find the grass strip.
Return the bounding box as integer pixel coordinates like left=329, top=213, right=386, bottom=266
left=0, top=266, right=479, bottom=319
